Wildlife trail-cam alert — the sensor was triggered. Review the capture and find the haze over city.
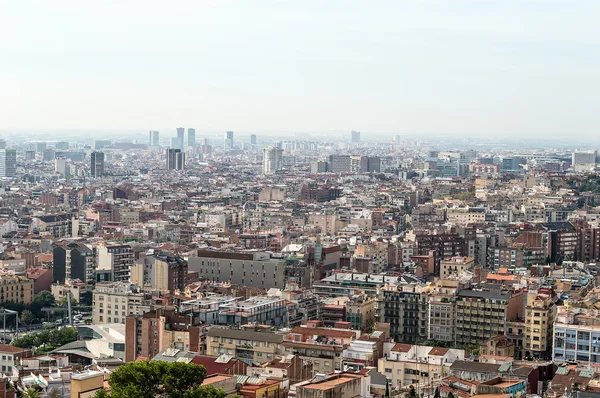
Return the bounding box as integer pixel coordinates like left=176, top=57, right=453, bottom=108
left=2, top=0, right=600, bottom=139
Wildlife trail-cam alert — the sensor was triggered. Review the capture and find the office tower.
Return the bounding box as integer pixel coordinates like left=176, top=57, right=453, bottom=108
left=149, top=130, right=160, bottom=146
left=187, top=128, right=196, bottom=147
left=35, top=142, right=47, bottom=152
left=224, top=131, right=234, bottom=149
left=176, top=127, right=185, bottom=149
left=359, top=156, right=381, bottom=173
left=25, top=151, right=36, bottom=161
left=351, top=130, right=361, bottom=143
left=43, top=149, right=55, bottom=161
left=55, top=141, right=69, bottom=150
left=0, top=149, right=16, bottom=178
left=0, top=140, right=5, bottom=150
left=90, top=151, right=105, bottom=177
left=166, top=148, right=185, bottom=170
left=55, top=156, right=70, bottom=178
left=263, top=146, right=284, bottom=174
left=250, top=134, right=257, bottom=145
left=170, top=137, right=179, bottom=148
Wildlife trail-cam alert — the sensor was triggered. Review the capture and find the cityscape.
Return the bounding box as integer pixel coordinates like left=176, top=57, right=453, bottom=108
left=0, top=130, right=598, bottom=397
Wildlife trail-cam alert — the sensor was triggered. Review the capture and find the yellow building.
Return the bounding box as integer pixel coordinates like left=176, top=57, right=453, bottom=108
left=523, top=289, right=554, bottom=359
left=0, top=276, right=33, bottom=304
left=440, top=257, right=474, bottom=278
left=70, top=370, right=105, bottom=398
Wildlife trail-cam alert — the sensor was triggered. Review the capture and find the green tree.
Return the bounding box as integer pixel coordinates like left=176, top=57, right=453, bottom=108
left=434, top=387, right=440, bottom=398
left=47, top=388, right=62, bottom=398
left=20, top=310, right=35, bottom=329
left=447, top=392, right=455, bottom=398
left=407, top=386, right=417, bottom=398
left=57, top=327, right=78, bottom=346
left=97, top=360, right=225, bottom=398
left=22, top=388, right=42, bottom=398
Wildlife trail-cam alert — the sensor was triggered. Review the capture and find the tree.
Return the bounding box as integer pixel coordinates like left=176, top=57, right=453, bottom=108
left=59, top=295, right=78, bottom=307
left=47, top=388, right=62, bottom=398
left=22, top=388, right=42, bottom=398
left=447, top=392, right=455, bottom=398
left=58, top=327, right=78, bottom=346
left=97, top=360, right=226, bottom=398
left=434, top=387, right=440, bottom=398
left=20, top=310, right=35, bottom=329
left=407, top=386, right=417, bottom=398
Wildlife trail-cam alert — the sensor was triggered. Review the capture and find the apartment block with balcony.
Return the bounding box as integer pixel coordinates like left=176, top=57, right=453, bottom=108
left=0, top=276, right=33, bottom=304
left=205, top=326, right=283, bottom=362
left=218, top=296, right=288, bottom=326
left=523, top=289, right=554, bottom=359
left=382, top=284, right=428, bottom=344
left=454, top=289, right=523, bottom=345
left=282, top=320, right=357, bottom=375
left=92, top=282, right=148, bottom=324
left=96, top=244, right=134, bottom=283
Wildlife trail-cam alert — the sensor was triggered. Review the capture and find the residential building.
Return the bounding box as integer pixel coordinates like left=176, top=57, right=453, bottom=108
left=96, top=244, right=133, bottom=283
left=346, top=294, right=377, bottom=332
left=125, top=306, right=201, bottom=362
left=205, top=326, right=284, bottom=362
left=382, top=284, right=428, bottom=344
left=282, top=321, right=357, bottom=374
left=553, top=306, right=600, bottom=364
left=131, top=252, right=188, bottom=294
left=479, top=335, right=515, bottom=358
left=0, top=276, right=33, bottom=304
left=70, top=370, right=105, bottom=398
left=92, top=282, right=147, bottom=324
left=218, top=296, right=288, bottom=326
left=0, top=345, right=31, bottom=375
left=440, top=257, right=474, bottom=278
left=378, top=343, right=465, bottom=389
left=523, top=289, right=554, bottom=359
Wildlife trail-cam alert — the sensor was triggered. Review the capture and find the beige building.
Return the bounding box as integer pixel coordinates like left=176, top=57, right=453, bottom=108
left=523, top=289, right=554, bottom=359
left=440, top=257, right=474, bottom=278
left=446, top=207, right=486, bottom=226
left=92, top=282, right=147, bottom=324
left=0, top=276, right=33, bottom=304
left=346, top=294, right=377, bottom=332
left=70, top=370, right=105, bottom=398
left=205, top=327, right=283, bottom=362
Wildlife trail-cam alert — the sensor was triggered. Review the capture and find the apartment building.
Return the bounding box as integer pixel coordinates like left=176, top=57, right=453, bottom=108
left=578, top=227, right=600, bottom=262
left=346, top=294, right=377, bottom=332
left=96, top=244, right=134, bottom=283
left=378, top=343, right=465, bottom=389
left=205, top=326, right=284, bottom=362
left=455, top=289, right=522, bottom=345
left=125, top=306, right=201, bottom=362
left=131, top=252, right=188, bottom=294
left=553, top=306, right=600, bottom=364
left=92, top=282, right=147, bottom=324
left=523, top=289, right=554, bottom=359
left=382, top=284, right=428, bottom=344
left=282, top=321, right=357, bottom=374
left=218, top=296, right=287, bottom=326
left=0, top=276, right=33, bottom=304
left=440, top=256, right=474, bottom=278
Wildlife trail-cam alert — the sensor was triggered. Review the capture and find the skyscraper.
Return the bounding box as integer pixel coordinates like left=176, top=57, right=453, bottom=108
left=176, top=127, right=185, bottom=149
left=224, top=131, right=234, bottom=149
left=0, top=149, right=16, bottom=178
left=90, top=151, right=105, bottom=177
left=351, top=130, right=361, bottom=143
left=263, top=146, right=283, bottom=175
left=149, top=130, right=160, bottom=146
left=187, top=128, right=196, bottom=147
left=166, top=148, right=185, bottom=170
left=250, top=134, right=257, bottom=145
left=55, top=156, right=70, bottom=178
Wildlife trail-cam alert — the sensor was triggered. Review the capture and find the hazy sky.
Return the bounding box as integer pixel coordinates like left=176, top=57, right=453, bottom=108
left=2, top=1, right=600, bottom=138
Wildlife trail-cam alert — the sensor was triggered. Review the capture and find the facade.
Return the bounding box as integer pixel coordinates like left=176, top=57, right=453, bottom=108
left=205, top=327, right=284, bottom=362
left=0, top=276, right=33, bottom=304
left=553, top=306, right=600, bottom=364
left=90, top=151, right=105, bottom=177
left=0, top=149, right=16, bottom=178
left=522, top=289, right=554, bottom=359
left=382, top=284, right=428, bottom=344
left=188, top=250, right=286, bottom=289
left=149, top=130, right=160, bottom=146
left=125, top=306, right=200, bottom=362
left=187, top=128, right=196, bottom=147
left=440, top=256, right=474, bottom=278
left=92, top=282, right=146, bottom=324
left=224, top=130, right=234, bottom=149
left=218, top=296, right=288, bottom=326
left=96, top=244, right=133, bottom=283
left=166, top=148, right=185, bottom=170
left=345, top=294, right=377, bottom=332
left=176, top=127, right=185, bottom=149
left=263, top=146, right=284, bottom=175
left=455, top=289, right=521, bottom=345
left=131, top=253, right=188, bottom=294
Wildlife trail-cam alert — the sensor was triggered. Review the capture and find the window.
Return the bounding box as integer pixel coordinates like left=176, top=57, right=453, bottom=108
left=385, top=368, right=393, bottom=373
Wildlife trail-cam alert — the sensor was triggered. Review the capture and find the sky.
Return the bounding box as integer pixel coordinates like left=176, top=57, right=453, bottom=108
left=1, top=0, right=600, bottom=138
